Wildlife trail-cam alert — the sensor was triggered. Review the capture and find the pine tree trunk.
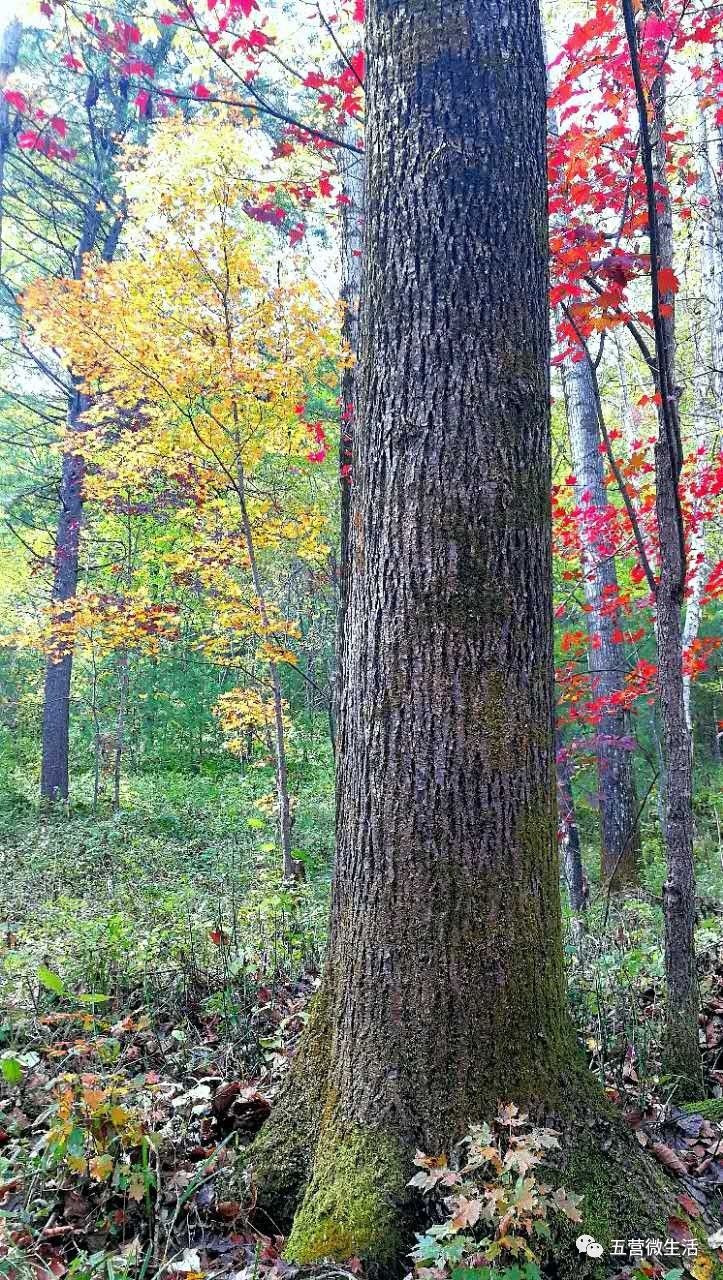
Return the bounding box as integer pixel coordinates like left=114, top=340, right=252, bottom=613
left=251, top=1, right=677, bottom=1266
left=560, top=355, right=640, bottom=886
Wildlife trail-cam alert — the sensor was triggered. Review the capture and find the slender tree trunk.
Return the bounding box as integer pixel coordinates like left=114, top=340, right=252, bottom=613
left=236, top=467, right=296, bottom=881
left=560, top=355, right=640, bottom=886
left=556, top=739, right=587, bottom=929
left=40, top=389, right=87, bottom=801
left=623, top=0, right=700, bottom=1090
left=682, top=90, right=723, bottom=737
left=113, top=651, right=129, bottom=812
left=0, top=20, right=22, bottom=280
left=251, top=2, right=676, bottom=1265
left=548, top=46, right=639, bottom=888
left=35, top=23, right=140, bottom=803
left=40, top=199, right=123, bottom=801
left=91, top=650, right=101, bottom=813
left=614, top=330, right=638, bottom=449
left=697, top=83, right=723, bottom=415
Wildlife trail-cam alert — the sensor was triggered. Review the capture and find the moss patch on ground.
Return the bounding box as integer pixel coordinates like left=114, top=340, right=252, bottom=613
left=681, top=1097, right=723, bottom=1122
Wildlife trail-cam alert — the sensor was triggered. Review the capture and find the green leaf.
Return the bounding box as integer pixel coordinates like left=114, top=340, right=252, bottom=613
left=38, top=965, right=65, bottom=995
left=246, top=817, right=265, bottom=829
left=75, top=992, right=111, bottom=1005
left=0, top=1054, right=23, bottom=1085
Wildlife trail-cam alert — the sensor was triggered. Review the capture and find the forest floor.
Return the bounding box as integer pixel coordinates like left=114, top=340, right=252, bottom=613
left=2, top=750, right=723, bottom=1280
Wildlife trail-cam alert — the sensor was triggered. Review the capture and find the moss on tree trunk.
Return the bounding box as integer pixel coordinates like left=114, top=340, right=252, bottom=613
left=252, top=1061, right=681, bottom=1276
left=250, top=987, right=333, bottom=1233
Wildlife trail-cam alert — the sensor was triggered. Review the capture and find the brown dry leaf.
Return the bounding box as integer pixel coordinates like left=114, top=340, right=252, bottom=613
left=212, top=1081, right=242, bottom=1117
left=62, top=1191, right=89, bottom=1220
left=127, top=1171, right=146, bottom=1202
left=677, top=1192, right=701, bottom=1218
left=667, top=1215, right=692, bottom=1242
left=89, top=1153, right=114, bottom=1181
left=551, top=1186, right=583, bottom=1223
left=82, top=1088, right=106, bottom=1112
left=450, top=1196, right=482, bottom=1231
left=650, top=1141, right=688, bottom=1177
left=413, top=1150, right=448, bottom=1170
left=216, top=1200, right=242, bottom=1221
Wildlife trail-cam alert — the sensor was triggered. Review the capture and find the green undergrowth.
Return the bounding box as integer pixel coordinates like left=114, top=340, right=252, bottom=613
left=0, top=737, right=335, bottom=1042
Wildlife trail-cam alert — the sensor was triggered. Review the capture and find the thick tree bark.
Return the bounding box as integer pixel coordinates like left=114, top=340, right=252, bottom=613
left=327, top=0, right=561, bottom=1145
left=251, top=2, right=676, bottom=1268
left=560, top=355, right=640, bottom=886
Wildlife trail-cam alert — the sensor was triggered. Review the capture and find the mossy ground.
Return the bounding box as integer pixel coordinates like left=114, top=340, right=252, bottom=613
left=681, top=1097, right=723, bottom=1121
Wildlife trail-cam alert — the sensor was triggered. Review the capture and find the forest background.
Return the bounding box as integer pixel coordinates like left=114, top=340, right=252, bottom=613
left=0, top=0, right=721, bottom=1276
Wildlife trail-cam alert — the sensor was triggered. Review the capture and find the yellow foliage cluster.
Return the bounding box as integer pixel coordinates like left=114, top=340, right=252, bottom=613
left=48, top=1074, right=146, bottom=1190
left=198, top=589, right=301, bottom=666
left=15, top=593, right=179, bottom=663
left=214, top=686, right=289, bottom=756
left=21, top=119, right=343, bottom=771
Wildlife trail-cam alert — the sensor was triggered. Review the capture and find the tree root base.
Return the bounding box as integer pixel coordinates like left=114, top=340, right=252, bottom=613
left=247, top=1062, right=723, bottom=1277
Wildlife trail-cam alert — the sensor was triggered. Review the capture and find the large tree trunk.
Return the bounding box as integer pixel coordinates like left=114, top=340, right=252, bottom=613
left=251, top=1, right=675, bottom=1268
left=560, top=355, right=640, bottom=886
left=326, top=0, right=561, bottom=1145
